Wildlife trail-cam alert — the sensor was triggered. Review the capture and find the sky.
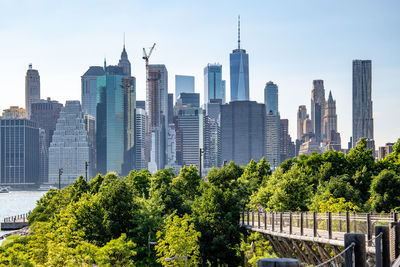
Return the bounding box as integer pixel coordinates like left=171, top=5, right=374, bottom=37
left=0, top=0, right=399, bottom=148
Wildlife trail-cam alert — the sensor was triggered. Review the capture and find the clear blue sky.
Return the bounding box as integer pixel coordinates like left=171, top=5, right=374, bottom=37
left=1, top=0, right=399, bottom=147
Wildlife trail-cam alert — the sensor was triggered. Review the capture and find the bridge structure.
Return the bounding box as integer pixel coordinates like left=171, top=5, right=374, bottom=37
left=240, top=211, right=400, bottom=266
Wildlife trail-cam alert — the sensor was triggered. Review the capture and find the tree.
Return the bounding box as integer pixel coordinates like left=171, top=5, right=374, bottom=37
left=155, top=214, right=200, bottom=266
left=172, top=165, right=201, bottom=201
left=192, top=184, right=241, bottom=266
left=96, top=234, right=136, bottom=266
left=125, top=169, right=152, bottom=198
left=241, top=232, right=275, bottom=266
left=371, top=169, right=400, bottom=212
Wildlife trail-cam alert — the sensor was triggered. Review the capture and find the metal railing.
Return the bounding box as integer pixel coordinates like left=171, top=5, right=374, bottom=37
left=2, top=212, right=31, bottom=223
left=240, top=211, right=396, bottom=247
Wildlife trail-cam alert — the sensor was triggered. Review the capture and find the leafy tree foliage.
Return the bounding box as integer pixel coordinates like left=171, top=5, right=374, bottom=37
left=371, top=169, right=400, bottom=212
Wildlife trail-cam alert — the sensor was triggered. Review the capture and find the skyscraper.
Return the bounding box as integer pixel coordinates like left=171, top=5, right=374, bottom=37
left=280, top=119, right=291, bottom=163
left=311, top=80, right=325, bottom=143
left=177, top=92, right=200, bottom=107
left=297, top=105, right=308, bottom=141
left=264, top=82, right=278, bottom=115
left=168, top=93, right=174, bottom=124
left=31, top=98, right=63, bottom=183
left=204, top=99, right=222, bottom=170
left=352, top=60, right=373, bottom=147
left=324, top=91, right=339, bottom=143
left=264, top=81, right=280, bottom=167
left=230, top=16, right=249, bottom=102
left=96, top=65, right=136, bottom=175
left=49, top=101, right=91, bottom=186
left=81, top=66, right=105, bottom=118
left=0, top=119, right=39, bottom=185
left=118, top=43, right=131, bottom=77
left=146, top=64, right=168, bottom=172
left=204, top=64, right=225, bottom=104
left=221, top=101, right=265, bottom=166
left=175, top=75, right=195, bottom=102
left=175, top=106, right=203, bottom=168
left=25, top=64, right=40, bottom=119
left=135, top=107, right=146, bottom=171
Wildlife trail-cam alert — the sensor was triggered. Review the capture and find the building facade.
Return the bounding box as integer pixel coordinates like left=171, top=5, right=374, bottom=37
left=311, top=80, right=325, bottom=143
left=230, top=17, right=249, bottom=102
left=175, top=75, right=195, bottom=102
left=49, top=101, right=91, bottom=186
left=0, top=119, right=39, bottom=185
left=264, top=82, right=278, bottom=115
left=146, top=64, right=168, bottom=172
left=81, top=66, right=105, bottom=118
left=176, top=92, right=200, bottom=107
left=204, top=64, right=225, bottom=104
left=221, top=101, right=265, bottom=166
left=135, top=108, right=146, bottom=171
left=2, top=106, right=26, bottom=119
left=203, top=99, right=222, bottom=170
left=297, top=105, right=308, bottom=141
left=25, top=64, right=40, bottom=119
left=352, top=60, right=374, bottom=147
left=31, top=98, right=63, bottom=183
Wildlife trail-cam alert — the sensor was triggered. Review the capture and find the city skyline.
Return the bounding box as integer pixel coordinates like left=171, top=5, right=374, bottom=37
left=1, top=1, right=400, bottom=147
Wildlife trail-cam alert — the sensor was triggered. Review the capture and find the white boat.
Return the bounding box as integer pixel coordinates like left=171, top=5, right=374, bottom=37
left=0, top=187, right=9, bottom=193
left=38, top=185, right=56, bottom=191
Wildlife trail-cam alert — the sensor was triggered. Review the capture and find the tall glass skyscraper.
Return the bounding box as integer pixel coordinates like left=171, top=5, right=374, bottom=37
left=204, top=64, right=225, bottom=104
left=175, top=75, right=194, bottom=102
left=81, top=66, right=105, bottom=118
left=264, top=81, right=278, bottom=115
left=230, top=17, right=249, bottom=102
left=96, top=66, right=136, bottom=175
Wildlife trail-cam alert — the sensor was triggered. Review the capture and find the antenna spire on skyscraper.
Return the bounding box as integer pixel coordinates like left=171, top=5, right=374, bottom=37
left=123, top=32, right=125, bottom=49
left=238, top=15, right=241, bottom=49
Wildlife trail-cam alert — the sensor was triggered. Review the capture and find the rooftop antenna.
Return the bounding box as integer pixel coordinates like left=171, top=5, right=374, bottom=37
left=238, top=15, right=241, bottom=49
left=123, top=32, right=125, bottom=49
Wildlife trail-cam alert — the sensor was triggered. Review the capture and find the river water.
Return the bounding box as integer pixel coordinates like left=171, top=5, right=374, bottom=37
left=0, top=191, right=45, bottom=237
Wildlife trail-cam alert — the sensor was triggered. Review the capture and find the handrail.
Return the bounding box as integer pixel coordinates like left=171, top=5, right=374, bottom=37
left=315, top=242, right=355, bottom=267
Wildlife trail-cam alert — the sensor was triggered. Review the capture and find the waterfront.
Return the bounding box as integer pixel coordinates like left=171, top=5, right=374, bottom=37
left=0, top=191, right=45, bottom=236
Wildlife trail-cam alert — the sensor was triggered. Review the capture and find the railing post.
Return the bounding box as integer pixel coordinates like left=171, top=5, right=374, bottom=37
left=327, top=212, right=332, bottom=239
left=241, top=211, right=244, bottom=225
left=247, top=211, right=250, bottom=225
left=367, top=213, right=372, bottom=246
left=289, top=212, right=292, bottom=235
left=339, top=211, right=342, bottom=232
left=344, top=233, right=366, bottom=267
left=353, top=212, right=357, bottom=233
left=280, top=212, right=283, bottom=233
left=394, top=212, right=398, bottom=222
left=346, top=211, right=350, bottom=233
left=264, top=211, right=267, bottom=230
left=375, top=225, right=390, bottom=267
left=258, top=211, right=261, bottom=229
left=305, top=212, right=308, bottom=229
left=300, top=212, right=304, bottom=236
left=252, top=211, right=255, bottom=227
left=390, top=221, right=400, bottom=261
left=313, top=212, right=317, bottom=237
left=271, top=212, right=275, bottom=232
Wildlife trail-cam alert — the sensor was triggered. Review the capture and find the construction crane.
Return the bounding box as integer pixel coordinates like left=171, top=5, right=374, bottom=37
left=142, top=43, right=156, bottom=69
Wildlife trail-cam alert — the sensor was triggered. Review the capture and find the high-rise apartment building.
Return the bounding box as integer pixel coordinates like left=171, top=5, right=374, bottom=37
left=31, top=98, right=63, bottom=183
left=146, top=64, right=168, bottom=172
left=264, top=81, right=280, bottom=167
left=175, top=75, right=195, bottom=102
left=280, top=119, right=295, bottom=163
left=0, top=119, right=39, bottom=185
left=378, top=143, right=394, bottom=160
left=352, top=60, right=373, bottom=147
left=81, top=66, right=105, bottom=118
left=49, top=101, right=91, bottom=186
left=25, top=64, right=40, bottom=119
left=311, top=80, right=325, bottom=143
left=204, top=64, right=226, bottom=104
left=230, top=17, right=249, bottom=102
left=2, top=106, right=26, bottom=119
left=221, top=101, right=265, bottom=166
left=297, top=105, right=308, bottom=141
left=168, top=93, right=174, bottom=124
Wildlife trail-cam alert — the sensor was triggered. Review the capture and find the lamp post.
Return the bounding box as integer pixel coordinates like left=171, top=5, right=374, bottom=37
left=165, top=249, right=188, bottom=267
left=147, top=233, right=158, bottom=267
left=85, top=161, right=90, bottom=182
left=199, top=148, right=204, bottom=177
